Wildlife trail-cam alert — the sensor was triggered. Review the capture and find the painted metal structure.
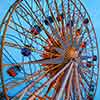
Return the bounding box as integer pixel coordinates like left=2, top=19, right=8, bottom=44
left=0, top=0, right=99, bottom=100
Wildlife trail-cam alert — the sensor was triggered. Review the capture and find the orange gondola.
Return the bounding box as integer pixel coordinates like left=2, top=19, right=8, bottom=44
left=57, top=13, right=64, bottom=22
left=76, top=29, right=81, bottom=36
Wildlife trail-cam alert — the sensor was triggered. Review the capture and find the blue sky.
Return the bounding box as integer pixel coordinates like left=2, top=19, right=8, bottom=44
left=0, top=0, right=100, bottom=99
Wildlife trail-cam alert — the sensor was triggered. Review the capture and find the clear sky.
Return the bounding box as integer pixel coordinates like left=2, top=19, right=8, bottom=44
left=0, top=0, right=100, bottom=99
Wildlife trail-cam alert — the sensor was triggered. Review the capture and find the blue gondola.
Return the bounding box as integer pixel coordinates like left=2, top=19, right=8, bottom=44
left=92, top=55, right=97, bottom=61
left=44, top=16, right=54, bottom=25
left=21, top=45, right=31, bottom=56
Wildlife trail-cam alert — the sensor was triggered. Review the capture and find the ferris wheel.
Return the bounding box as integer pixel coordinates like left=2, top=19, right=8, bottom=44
left=0, top=0, right=99, bottom=100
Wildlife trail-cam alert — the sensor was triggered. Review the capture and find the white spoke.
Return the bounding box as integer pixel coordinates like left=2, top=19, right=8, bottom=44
left=55, top=47, right=65, bottom=54
left=66, top=69, right=73, bottom=100
left=3, top=57, right=64, bottom=67
left=55, top=63, right=73, bottom=100
left=74, top=62, right=82, bottom=100
left=19, top=89, right=27, bottom=100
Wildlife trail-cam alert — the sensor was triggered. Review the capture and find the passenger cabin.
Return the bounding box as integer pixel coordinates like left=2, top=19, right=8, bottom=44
left=7, top=65, right=21, bottom=77
left=66, top=20, right=74, bottom=27
left=66, top=23, right=70, bottom=27
left=87, top=95, right=93, bottom=100
left=76, top=29, right=81, bottom=36
left=30, top=25, right=41, bottom=35
left=44, top=16, right=53, bottom=25
left=92, top=55, right=97, bottom=61
left=80, top=42, right=86, bottom=48
left=70, top=20, right=74, bottom=27
left=87, top=61, right=92, bottom=68
left=21, top=45, right=31, bottom=56
left=56, top=13, right=64, bottom=22
left=83, top=18, right=89, bottom=24
left=87, top=91, right=94, bottom=100
left=7, top=67, right=17, bottom=77
left=90, top=84, right=95, bottom=91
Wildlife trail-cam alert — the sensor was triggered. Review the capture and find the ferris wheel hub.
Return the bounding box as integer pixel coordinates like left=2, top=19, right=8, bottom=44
left=64, top=47, right=78, bottom=63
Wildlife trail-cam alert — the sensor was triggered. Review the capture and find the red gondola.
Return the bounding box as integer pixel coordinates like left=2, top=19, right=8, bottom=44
left=87, top=61, right=92, bottom=68
left=30, top=25, right=41, bottom=35
left=87, top=95, right=93, bottom=100
left=80, top=42, right=86, bottom=48
left=7, top=67, right=17, bottom=77
left=87, top=91, right=94, bottom=100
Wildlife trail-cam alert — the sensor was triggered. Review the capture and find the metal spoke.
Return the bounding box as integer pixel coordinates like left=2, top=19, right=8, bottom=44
left=55, top=62, right=73, bottom=100
left=74, top=63, right=82, bottom=100
left=3, top=56, right=64, bottom=67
